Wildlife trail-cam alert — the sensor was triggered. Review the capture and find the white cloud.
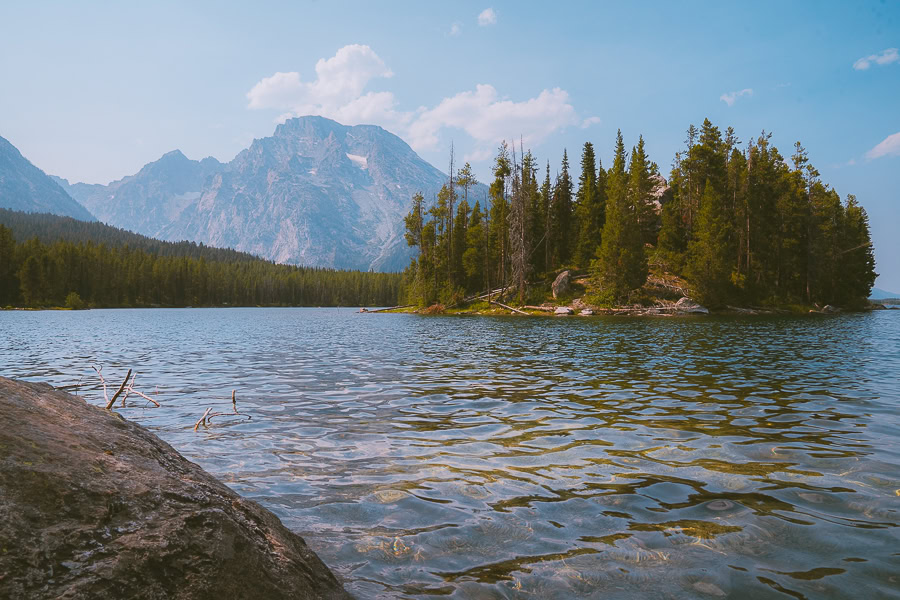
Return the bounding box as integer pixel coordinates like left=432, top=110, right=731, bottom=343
left=407, top=85, right=578, bottom=152
left=246, top=44, right=394, bottom=112
left=581, top=116, right=602, bottom=129
left=866, top=131, right=900, bottom=159
left=478, top=8, right=497, bottom=26
left=449, top=23, right=461, bottom=36
left=853, top=48, right=899, bottom=70
left=720, top=88, right=753, bottom=106
left=248, top=45, right=585, bottom=160
left=246, top=44, right=409, bottom=132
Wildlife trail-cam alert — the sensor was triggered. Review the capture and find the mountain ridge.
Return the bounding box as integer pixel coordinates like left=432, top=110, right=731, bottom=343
left=0, top=135, right=95, bottom=222
left=55, top=116, right=457, bottom=271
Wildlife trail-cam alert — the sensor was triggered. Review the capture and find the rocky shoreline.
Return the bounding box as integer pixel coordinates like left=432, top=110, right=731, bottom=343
left=365, top=269, right=890, bottom=318
left=0, top=377, right=352, bottom=600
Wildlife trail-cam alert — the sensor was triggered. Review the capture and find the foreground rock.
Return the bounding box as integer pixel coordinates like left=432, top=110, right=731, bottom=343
left=0, top=377, right=352, bottom=600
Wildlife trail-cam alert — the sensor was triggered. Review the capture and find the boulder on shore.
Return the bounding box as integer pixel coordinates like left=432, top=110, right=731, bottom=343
left=555, top=306, right=574, bottom=315
left=552, top=271, right=571, bottom=299
left=675, top=297, right=709, bottom=314
left=0, top=377, right=352, bottom=600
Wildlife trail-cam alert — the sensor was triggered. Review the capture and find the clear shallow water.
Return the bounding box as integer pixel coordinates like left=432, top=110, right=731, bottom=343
left=1, top=308, right=899, bottom=599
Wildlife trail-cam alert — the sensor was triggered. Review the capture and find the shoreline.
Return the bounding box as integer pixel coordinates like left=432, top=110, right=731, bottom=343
left=364, top=301, right=896, bottom=318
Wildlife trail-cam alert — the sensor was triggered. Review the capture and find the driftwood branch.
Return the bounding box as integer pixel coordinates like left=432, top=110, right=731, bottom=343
left=127, top=387, right=161, bottom=407
left=121, top=372, right=137, bottom=407
left=124, top=373, right=161, bottom=407
left=206, top=390, right=251, bottom=425
left=92, top=365, right=109, bottom=406
left=490, top=300, right=529, bottom=315
left=193, top=407, right=212, bottom=431
left=91, top=366, right=160, bottom=409
left=106, top=369, right=132, bottom=410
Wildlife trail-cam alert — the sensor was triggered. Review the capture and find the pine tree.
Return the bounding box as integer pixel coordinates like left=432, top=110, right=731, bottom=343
left=463, top=201, right=485, bottom=291
left=628, top=136, right=658, bottom=246
left=489, top=142, right=511, bottom=288
left=403, top=192, right=427, bottom=304
left=686, top=181, right=732, bottom=306
left=837, top=194, right=877, bottom=305
left=552, top=150, right=574, bottom=267
left=593, top=130, right=647, bottom=302
left=574, top=142, right=599, bottom=267
left=541, top=162, right=553, bottom=272
left=509, top=148, right=531, bottom=302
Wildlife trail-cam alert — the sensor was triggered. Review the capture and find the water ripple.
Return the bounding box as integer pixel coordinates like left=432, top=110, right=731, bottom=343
left=1, top=308, right=899, bottom=599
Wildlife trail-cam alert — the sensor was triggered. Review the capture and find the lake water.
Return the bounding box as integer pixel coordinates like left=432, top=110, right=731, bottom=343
left=1, top=308, right=898, bottom=599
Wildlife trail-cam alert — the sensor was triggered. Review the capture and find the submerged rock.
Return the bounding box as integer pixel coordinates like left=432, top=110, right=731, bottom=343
left=552, top=270, right=571, bottom=299
left=675, top=297, right=709, bottom=314
left=0, top=377, right=352, bottom=600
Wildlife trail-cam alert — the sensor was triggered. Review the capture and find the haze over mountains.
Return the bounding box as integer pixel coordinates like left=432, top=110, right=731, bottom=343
left=3, top=116, right=457, bottom=271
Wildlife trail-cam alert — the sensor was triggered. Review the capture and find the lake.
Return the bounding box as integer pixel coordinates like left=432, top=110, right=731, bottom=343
left=1, top=308, right=898, bottom=599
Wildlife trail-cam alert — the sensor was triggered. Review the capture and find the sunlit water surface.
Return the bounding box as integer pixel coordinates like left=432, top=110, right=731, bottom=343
left=1, top=308, right=898, bottom=599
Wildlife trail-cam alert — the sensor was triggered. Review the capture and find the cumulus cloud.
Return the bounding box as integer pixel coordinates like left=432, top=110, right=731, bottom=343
left=853, top=48, right=899, bottom=70
left=246, top=44, right=410, bottom=132
left=248, top=45, right=585, bottom=159
left=449, top=23, right=461, bottom=36
left=720, top=88, right=753, bottom=106
left=866, top=131, right=900, bottom=159
left=478, top=8, right=497, bottom=26
left=581, top=116, right=602, bottom=129
left=407, top=85, right=578, bottom=152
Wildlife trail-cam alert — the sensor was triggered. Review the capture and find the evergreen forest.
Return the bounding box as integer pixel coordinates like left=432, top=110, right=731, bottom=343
left=0, top=210, right=401, bottom=308
left=400, top=119, right=877, bottom=309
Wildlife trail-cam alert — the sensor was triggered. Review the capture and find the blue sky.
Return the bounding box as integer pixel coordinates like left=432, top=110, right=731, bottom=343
left=1, top=1, right=898, bottom=289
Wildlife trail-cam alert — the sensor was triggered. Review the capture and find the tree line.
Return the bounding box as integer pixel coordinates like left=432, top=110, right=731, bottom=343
left=401, top=119, right=877, bottom=307
left=0, top=212, right=401, bottom=308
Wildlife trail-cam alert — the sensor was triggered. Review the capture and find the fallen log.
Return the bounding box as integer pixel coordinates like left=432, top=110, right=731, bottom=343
left=489, top=300, right=529, bottom=315
left=363, top=304, right=415, bottom=313
left=463, top=287, right=506, bottom=303
left=522, top=305, right=555, bottom=312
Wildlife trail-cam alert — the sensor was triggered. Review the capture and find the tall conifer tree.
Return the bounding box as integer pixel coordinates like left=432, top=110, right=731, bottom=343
left=593, top=130, right=647, bottom=302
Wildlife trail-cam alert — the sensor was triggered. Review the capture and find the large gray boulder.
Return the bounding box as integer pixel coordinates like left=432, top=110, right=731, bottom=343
left=675, top=297, right=709, bottom=314
left=0, top=377, right=352, bottom=600
left=552, top=270, right=571, bottom=299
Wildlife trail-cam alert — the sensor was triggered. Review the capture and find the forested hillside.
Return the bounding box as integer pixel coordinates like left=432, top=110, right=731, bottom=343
left=0, top=211, right=401, bottom=308
left=401, top=119, right=877, bottom=309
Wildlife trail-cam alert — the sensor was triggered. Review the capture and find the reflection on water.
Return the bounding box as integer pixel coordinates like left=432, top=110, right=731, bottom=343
left=2, top=308, right=899, bottom=599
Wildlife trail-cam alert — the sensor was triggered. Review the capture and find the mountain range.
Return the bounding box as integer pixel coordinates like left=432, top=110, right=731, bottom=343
left=4, top=116, right=458, bottom=271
